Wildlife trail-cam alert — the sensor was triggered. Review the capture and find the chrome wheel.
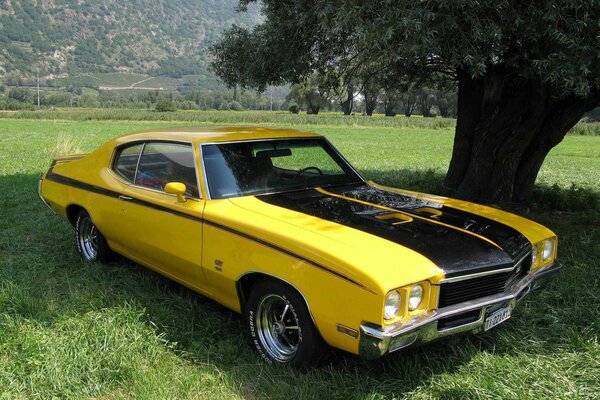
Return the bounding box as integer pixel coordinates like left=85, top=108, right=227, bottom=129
left=256, top=294, right=300, bottom=362
left=78, top=216, right=98, bottom=260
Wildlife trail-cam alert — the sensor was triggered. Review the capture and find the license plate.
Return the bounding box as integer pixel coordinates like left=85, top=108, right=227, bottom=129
left=484, top=305, right=512, bottom=331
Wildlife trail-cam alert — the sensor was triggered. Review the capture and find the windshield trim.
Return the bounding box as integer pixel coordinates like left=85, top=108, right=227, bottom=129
left=199, top=137, right=366, bottom=200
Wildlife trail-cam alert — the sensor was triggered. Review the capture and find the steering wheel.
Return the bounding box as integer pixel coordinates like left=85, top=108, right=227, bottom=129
left=296, top=166, right=323, bottom=176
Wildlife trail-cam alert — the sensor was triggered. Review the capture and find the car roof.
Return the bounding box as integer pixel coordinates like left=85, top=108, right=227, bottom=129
left=113, top=126, right=322, bottom=145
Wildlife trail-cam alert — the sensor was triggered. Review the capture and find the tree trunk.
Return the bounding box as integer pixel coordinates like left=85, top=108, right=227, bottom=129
left=364, top=94, right=377, bottom=116
left=402, top=92, right=417, bottom=117
left=363, top=84, right=378, bottom=116
left=384, top=99, right=396, bottom=116
left=418, top=91, right=433, bottom=117
left=340, top=84, right=354, bottom=115
left=444, top=68, right=599, bottom=202
left=306, top=101, right=320, bottom=114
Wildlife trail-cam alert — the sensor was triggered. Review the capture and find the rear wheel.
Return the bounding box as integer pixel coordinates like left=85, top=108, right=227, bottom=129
left=246, top=279, right=327, bottom=368
left=75, top=210, right=113, bottom=262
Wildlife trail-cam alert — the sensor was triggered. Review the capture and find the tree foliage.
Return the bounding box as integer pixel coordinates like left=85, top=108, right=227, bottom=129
left=211, top=0, right=600, bottom=202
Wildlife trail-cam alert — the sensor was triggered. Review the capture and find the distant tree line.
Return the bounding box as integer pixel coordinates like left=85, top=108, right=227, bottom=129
left=285, top=72, right=457, bottom=117
left=0, top=84, right=290, bottom=112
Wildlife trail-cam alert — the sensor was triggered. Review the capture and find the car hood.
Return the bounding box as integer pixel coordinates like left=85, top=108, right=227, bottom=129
left=250, top=183, right=532, bottom=278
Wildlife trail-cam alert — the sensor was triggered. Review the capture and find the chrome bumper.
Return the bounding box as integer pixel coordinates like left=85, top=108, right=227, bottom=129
left=359, top=262, right=564, bottom=360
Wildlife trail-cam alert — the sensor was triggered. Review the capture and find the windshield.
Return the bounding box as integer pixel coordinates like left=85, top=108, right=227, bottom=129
left=202, top=138, right=363, bottom=199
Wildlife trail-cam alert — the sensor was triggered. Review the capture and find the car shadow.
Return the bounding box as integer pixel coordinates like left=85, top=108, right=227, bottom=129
left=1, top=172, right=597, bottom=398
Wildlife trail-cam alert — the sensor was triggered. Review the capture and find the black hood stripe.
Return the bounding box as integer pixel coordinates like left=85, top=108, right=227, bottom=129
left=257, top=185, right=529, bottom=277
left=341, top=183, right=532, bottom=260
left=316, top=187, right=503, bottom=250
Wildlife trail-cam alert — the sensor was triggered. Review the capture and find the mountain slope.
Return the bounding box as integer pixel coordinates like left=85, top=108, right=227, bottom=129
left=0, top=0, right=259, bottom=77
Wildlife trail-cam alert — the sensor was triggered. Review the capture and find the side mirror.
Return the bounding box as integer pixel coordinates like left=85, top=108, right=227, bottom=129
left=164, top=182, right=187, bottom=203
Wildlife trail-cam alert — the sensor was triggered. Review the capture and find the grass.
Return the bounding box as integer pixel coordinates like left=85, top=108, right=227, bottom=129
left=0, top=115, right=599, bottom=399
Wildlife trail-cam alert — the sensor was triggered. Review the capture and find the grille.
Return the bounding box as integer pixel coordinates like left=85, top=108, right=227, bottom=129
left=438, top=254, right=531, bottom=308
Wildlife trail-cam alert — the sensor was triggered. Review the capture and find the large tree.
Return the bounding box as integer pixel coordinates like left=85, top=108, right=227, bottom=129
left=210, top=1, right=600, bottom=202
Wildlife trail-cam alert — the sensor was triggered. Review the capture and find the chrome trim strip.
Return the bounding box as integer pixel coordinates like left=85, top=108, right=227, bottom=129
left=38, top=176, right=56, bottom=214
left=198, top=136, right=322, bottom=147
left=192, top=141, right=204, bottom=201
left=133, top=142, right=145, bottom=184
left=198, top=142, right=212, bottom=200
left=439, top=249, right=532, bottom=283
left=439, top=266, right=517, bottom=283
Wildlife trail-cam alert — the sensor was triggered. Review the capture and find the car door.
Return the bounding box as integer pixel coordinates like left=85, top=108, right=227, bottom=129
left=116, top=140, right=208, bottom=292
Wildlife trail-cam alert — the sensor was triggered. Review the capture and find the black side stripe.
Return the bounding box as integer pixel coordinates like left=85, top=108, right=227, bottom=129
left=47, top=171, right=125, bottom=199
left=45, top=171, right=375, bottom=294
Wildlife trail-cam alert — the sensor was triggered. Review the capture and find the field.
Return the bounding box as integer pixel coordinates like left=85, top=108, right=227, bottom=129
left=47, top=73, right=195, bottom=92
left=0, top=113, right=599, bottom=399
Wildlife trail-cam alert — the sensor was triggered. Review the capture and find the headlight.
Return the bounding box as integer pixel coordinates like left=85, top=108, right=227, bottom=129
left=542, top=239, right=554, bottom=261
left=384, top=290, right=402, bottom=319
left=532, top=237, right=557, bottom=270
left=408, top=284, right=424, bottom=311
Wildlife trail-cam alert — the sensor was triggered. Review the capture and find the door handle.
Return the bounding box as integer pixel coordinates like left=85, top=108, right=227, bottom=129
left=118, top=195, right=132, bottom=201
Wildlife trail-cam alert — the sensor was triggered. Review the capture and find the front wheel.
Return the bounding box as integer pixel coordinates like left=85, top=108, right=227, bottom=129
left=246, top=280, right=327, bottom=368
left=75, top=210, right=113, bottom=263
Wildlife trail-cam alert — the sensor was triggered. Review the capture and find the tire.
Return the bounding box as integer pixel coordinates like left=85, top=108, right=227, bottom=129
left=246, top=279, right=327, bottom=368
left=75, top=210, right=113, bottom=263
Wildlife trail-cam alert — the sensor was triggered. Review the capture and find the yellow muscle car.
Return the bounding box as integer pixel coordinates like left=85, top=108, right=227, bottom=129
left=39, top=127, right=563, bottom=367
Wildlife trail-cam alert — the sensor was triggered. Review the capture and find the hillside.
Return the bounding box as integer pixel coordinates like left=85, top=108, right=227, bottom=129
left=0, top=0, right=259, bottom=78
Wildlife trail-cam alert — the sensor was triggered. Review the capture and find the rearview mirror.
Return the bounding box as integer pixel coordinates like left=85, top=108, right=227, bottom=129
left=164, top=182, right=187, bottom=203
left=255, top=149, right=292, bottom=158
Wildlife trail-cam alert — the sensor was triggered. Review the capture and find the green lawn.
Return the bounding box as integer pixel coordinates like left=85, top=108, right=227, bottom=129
left=0, top=117, right=598, bottom=399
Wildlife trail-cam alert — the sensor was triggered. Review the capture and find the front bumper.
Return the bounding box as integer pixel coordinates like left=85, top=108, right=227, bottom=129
left=359, top=262, right=564, bottom=360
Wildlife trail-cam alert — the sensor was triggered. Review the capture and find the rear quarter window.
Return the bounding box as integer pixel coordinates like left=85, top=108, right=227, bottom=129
left=113, top=143, right=144, bottom=182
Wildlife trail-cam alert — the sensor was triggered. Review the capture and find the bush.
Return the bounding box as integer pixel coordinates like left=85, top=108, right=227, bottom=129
left=229, top=101, right=244, bottom=111
left=0, top=98, right=35, bottom=111
left=8, top=88, right=34, bottom=103
left=155, top=97, right=176, bottom=112
left=289, top=104, right=300, bottom=114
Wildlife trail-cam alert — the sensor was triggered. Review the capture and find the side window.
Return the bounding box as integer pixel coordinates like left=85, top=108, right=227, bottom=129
left=113, top=143, right=144, bottom=182
left=135, top=142, right=199, bottom=198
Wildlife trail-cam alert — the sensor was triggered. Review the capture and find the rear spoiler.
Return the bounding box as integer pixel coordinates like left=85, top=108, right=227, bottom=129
left=50, top=154, right=86, bottom=168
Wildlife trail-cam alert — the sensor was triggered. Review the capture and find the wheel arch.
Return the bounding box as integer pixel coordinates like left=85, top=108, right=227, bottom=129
left=236, top=272, right=320, bottom=332
left=66, top=204, right=86, bottom=227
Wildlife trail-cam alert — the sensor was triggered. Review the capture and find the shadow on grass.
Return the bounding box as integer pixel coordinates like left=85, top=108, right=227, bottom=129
left=1, top=172, right=598, bottom=398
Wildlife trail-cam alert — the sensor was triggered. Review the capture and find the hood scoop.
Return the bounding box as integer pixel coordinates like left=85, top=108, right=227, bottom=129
left=375, top=212, right=413, bottom=225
